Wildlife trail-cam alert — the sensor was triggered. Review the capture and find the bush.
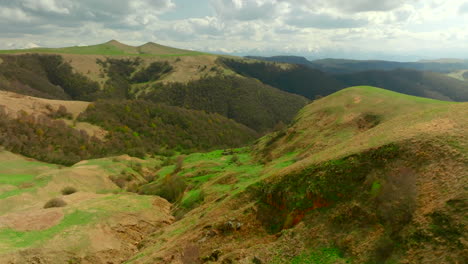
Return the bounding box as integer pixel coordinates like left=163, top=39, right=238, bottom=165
left=44, top=198, right=67, bottom=209
left=229, top=154, right=240, bottom=165
left=173, top=156, right=184, bottom=174
left=61, top=186, right=77, bottom=195
left=139, top=174, right=187, bottom=202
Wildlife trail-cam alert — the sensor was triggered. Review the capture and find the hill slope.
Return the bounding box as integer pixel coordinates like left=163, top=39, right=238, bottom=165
left=143, top=76, right=309, bottom=132
left=249, top=55, right=468, bottom=74
left=0, top=91, right=257, bottom=165
left=0, top=151, right=173, bottom=263
left=0, top=40, right=201, bottom=57
left=127, top=87, right=466, bottom=263
left=241, top=56, right=468, bottom=102
left=0, top=43, right=309, bottom=133
left=221, top=58, right=345, bottom=100
left=0, top=87, right=466, bottom=263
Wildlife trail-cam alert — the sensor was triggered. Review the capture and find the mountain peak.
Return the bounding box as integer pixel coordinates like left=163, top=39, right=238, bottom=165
left=105, top=40, right=125, bottom=46
left=139, top=42, right=163, bottom=47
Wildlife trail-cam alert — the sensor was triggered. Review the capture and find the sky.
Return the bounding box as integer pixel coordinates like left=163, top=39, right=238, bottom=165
left=0, top=0, right=467, bottom=61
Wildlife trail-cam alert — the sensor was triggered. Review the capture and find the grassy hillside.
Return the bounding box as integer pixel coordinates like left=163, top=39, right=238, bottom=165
left=0, top=151, right=173, bottom=263
left=130, top=87, right=466, bottom=264
left=0, top=87, right=466, bottom=263
left=447, top=69, right=468, bottom=81
left=0, top=40, right=202, bottom=57
left=0, top=48, right=309, bottom=133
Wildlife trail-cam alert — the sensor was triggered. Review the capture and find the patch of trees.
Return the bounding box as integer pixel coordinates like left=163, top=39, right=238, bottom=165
left=0, top=54, right=99, bottom=100
left=463, top=71, right=468, bottom=80
left=0, top=108, right=105, bottom=165
left=78, top=100, right=257, bottom=156
left=96, top=58, right=173, bottom=99
left=131, top=61, right=173, bottom=83
left=0, top=100, right=257, bottom=165
left=220, top=58, right=345, bottom=100
left=96, top=58, right=141, bottom=99
left=142, top=75, right=309, bottom=132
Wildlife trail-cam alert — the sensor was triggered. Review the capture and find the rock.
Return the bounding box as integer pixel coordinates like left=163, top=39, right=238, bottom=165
left=218, top=220, right=242, bottom=234
left=201, top=249, right=222, bottom=262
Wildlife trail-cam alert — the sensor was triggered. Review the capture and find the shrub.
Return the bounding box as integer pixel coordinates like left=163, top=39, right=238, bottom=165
left=44, top=198, right=67, bottom=209
left=61, top=186, right=77, bottom=195
left=173, top=156, right=184, bottom=174
left=139, top=174, right=187, bottom=202
left=229, top=154, right=241, bottom=165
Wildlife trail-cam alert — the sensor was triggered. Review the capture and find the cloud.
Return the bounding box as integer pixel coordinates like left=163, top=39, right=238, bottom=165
left=0, top=6, right=32, bottom=22
left=459, top=2, right=468, bottom=13
left=0, top=0, right=175, bottom=30
left=326, top=0, right=408, bottom=13
left=21, top=0, right=71, bottom=14
left=0, top=0, right=466, bottom=60
left=285, top=11, right=368, bottom=29
left=280, top=0, right=408, bottom=13
left=210, top=0, right=286, bottom=21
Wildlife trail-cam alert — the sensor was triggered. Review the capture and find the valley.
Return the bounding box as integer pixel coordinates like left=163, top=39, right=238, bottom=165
left=0, top=41, right=466, bottom=264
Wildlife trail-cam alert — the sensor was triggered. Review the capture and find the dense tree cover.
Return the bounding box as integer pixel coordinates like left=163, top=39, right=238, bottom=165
left=0, top=100, right=257, bottom=165
left=220, top=58, right=345, bottom=100
left=335, top=69, right=468, bottom=101
left=0, top=109, right=105, bottom=165
left=131, top=61, right=173, bottom=83
left=143, top=75, right=309, bottom=132
left=78, top=100, right=257, bottom=156
left=96, top=58, right=140, bottom=99
left=225, top=57, right=468, bottom=102
left=0, top=54, right=99, bottom=100
left=96, top=58, right=173, bottom=99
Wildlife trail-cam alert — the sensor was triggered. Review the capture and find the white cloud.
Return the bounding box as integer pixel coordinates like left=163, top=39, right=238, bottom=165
left=0, top=6, right=32, bottom=21
left=459, top=1, right=468, bottom=13
left=21, top=0, right=71, bottom=14
left=0, top=0, right=466, bottom=60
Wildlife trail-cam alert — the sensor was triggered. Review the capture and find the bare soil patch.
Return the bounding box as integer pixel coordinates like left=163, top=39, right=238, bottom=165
left=0, top=209, right=64, bottom=231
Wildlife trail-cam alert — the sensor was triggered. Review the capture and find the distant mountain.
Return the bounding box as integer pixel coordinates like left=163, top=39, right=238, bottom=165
left=245, top=55, right=311, bottom=65
left=335, top=69, right=468, bottom=101
left=0, top=39, right=201, bottom=56
left=248, top=55, right=468, bottom=74
left=221, top=58, right=345, bottom=99
left=227, top=57, right=468, bottom=102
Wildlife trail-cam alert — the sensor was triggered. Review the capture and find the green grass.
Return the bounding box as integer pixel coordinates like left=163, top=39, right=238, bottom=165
left=0, top=43, right=205, bottom=57
left=338, top=86, right=453, bottom=105
left=0, top=194, right=155, bottom=253
left=0, top=210, right=96, bottom=251
left=270, top=247, right=348, bottom=264
left=290, top=247, right=348, bottom=264
left=0, top=176, right=52, bottom=200
left=180, top=189, right=204, bottom=209
left=370, top=180, right=382, bottom=196
left=0, top=174, right=36, bottom=186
